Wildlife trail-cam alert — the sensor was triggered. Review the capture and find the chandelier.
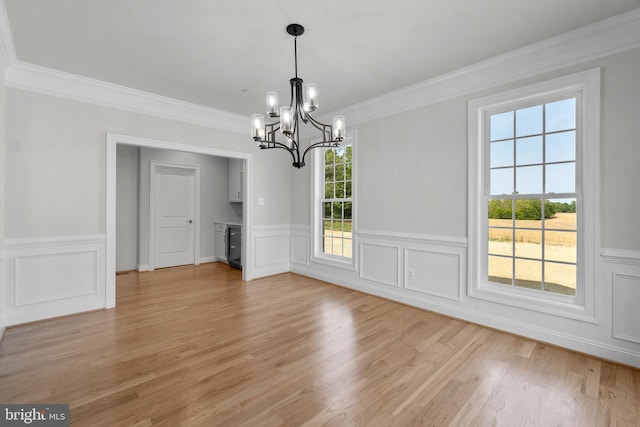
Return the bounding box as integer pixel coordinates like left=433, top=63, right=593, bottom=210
left=251, top=24, right=345, bottom=168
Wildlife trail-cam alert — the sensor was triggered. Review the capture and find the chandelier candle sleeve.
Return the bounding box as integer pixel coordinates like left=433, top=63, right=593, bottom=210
left=251, top=114, right=265, bottom=140
left=266, top=92, right=278, bottom=117
left=280, top=106, right=293, bottom=134
left=333, top=115, right=345, bottom=140
left=304, top=83, right=318, bottom=111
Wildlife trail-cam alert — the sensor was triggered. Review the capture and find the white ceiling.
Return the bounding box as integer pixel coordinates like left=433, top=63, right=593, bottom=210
left=4, top=0, right=640, bottom=117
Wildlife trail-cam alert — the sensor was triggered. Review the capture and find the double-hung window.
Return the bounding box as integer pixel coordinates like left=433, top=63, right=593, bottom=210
left=312, top=131, right=356, bottom=267
left=468, top=70, right=600, bottom=320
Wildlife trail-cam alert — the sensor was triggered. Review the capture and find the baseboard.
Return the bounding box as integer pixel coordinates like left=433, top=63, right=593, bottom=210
left=138, top=260, right=219, bottom=270
left=252, top=263, right=290, bottom=279
left=5, top=300, right=106, bottom=327
left=0, top=327, right=5, bottom=345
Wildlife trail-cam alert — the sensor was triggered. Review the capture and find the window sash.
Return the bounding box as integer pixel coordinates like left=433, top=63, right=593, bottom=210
left=482, top=93, right=582, bottom=300
left=467, top=68, right=600, bottom=322
left=317, top=143, right=354, bottom=261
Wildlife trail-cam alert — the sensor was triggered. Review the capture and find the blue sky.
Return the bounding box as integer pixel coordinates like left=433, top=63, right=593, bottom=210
left=489, top=98, right=576, bottom=197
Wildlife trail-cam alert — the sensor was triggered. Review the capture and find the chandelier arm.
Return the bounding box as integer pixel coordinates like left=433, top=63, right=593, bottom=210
left=257, top=139, right=301, bottom=167
left=303, top=112, right=329, bottom=128
left=292, top=79, right=307, bottom=123
left=300, top=140, right=339, bottom=165
left=289, top=79, right=296, bottom=109
left=295, top=104, right=310, bottom=126
left=280, top=131, right=305, bottom=168
left=262, top=118, right=304, bottom=158
left=264, top=120, right=280, bottom=142
left=256, top=139, right=290, bottom=151
left=302, top=115, right=333, bottom=140
left=289, top=102, right=300, bottom=152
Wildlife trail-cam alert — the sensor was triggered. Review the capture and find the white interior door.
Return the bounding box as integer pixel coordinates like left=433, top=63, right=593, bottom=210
left=153, top=165, right=196, bottom=269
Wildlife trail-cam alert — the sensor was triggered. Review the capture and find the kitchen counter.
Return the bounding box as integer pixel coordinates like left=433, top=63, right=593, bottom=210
left=214, top=218, right=242, bottom=226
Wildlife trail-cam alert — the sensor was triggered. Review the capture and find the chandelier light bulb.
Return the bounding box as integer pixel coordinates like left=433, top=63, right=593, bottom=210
left=251, top=114, right=265, bottom=140
left=333, top=115, right=345, bottom=141
left=280, top=106, right=293, bottom=135
left=305, top=83, right=318, bottom=112
left=266, top=91, right=278, bottom=117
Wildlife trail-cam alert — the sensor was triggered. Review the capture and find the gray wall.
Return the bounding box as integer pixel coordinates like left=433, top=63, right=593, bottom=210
left=598, top=49, right=640, bottom=250
left=4, top=88, right=292, bottom=239
left=291, top=47, right=640, bottom=251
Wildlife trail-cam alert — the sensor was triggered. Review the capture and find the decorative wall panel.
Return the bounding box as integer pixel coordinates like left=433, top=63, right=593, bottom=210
left=405, top=248, right=461, bottom=301
left=15, top=250, right=98, bottom=306
left=3, top=235, right=105, bottom=326
left=612, top=273, right=640, bottom=344
left=359, top=243, right=400, bottom=287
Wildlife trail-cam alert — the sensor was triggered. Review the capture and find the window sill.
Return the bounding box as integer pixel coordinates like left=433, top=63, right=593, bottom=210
left=469, top=281, right=596, bottom=324
left=311, top=253, right=356, bottom=272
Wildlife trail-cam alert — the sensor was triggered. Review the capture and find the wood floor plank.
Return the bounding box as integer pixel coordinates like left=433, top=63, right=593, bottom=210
left=1, top=263, right=639, bottom=426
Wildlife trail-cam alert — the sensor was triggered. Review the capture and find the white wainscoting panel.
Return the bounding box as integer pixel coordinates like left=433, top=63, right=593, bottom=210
left=252, top=225, right=290, bottom=278
left=359, top=242, right=400, bottom=287
left=612, top=273, right=640, bottom=344
left=291, top=227, right=310, bottom=266
left=15, top=250, right=98, bottom=306
left=405, top=248, right=462, bottom=301
left=602, top=248, right=640, bottom=348
left=3, top=235, right=106, bottom=325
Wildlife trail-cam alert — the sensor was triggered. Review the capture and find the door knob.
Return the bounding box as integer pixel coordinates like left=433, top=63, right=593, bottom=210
left=187, top=219, right=193, bottom=223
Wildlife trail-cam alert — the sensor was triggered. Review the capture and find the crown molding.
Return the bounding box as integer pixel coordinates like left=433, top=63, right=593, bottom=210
left=2, top=3, right=640, bottom=132
left=5, top=60, right=249, bottom=134
left=317, top=7, right=640, bottom=127
left=0, top=1, right=248, bottom=133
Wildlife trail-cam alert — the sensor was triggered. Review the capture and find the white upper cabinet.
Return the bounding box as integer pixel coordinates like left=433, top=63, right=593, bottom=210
left=229, top=158, right=244, bottom=202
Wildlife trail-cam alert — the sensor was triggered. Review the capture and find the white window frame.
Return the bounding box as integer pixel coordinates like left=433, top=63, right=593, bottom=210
left=468, top=69, right=600, bottom=322
left=311, top=130, right=357, bottom=270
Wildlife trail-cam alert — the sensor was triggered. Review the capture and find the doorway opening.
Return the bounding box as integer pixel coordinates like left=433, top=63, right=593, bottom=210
left=106, top=133, right=252, bottom=308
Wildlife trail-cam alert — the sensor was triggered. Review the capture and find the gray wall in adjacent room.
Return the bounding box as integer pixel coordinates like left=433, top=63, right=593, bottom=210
left=115, top=145, right=245, bottom=271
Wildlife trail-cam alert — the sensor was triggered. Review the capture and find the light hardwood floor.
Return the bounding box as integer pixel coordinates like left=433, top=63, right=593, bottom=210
left=1, top=263, right=639, bottom=426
